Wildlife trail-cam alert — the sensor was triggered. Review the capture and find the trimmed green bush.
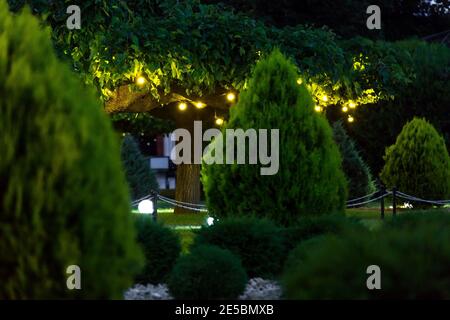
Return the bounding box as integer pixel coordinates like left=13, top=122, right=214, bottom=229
left=167, top=245, right=247, bottom=300
left=282, top=225, right=450, bottom=299
left=121, top=135, right=159, bottom=200
left=380, top=118, right=450, bottom=201
left=134, top=215, right=181, bottom=284
left=282, top=214, right=365, bottom=253
left=202, top=49, right=347, bottom=225
left=333, top=121, right=375, bottom=199
left=0, top=3, right=143, bottom=299
left=193, top=217, right=286, bottom=278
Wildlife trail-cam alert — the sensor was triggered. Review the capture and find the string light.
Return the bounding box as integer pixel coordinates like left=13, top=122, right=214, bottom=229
left=195, top=101, right=206, bottom=109
left=136, top=76, right=147, bottom=86
left=226, top=92, right=236, bottom=102
left=178, top=102, right=187, bottom=111
left=342, top=106, right=348, bottom=112
left=215, top=117, right=224, bottom=126
left=348, top=115, right=355, bottom=123
left=349, top=101, right=357, bottom=109
left=314, top=105, right=322, bottom=112
left=321, top=95, right=328, bottom=102
left=297, top=78, right=303, bottom=85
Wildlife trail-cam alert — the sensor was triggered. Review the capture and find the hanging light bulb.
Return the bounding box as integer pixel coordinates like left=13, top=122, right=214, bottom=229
left=178, top=102, right=187, bottom=111
left=297, top=78, right=303, bottom=85
left=349, top=101, right=357, bottom=109
left=321, top=95, right=328, bottom=102
left=195, top=101, right=206, bottom=109
left=136, top=76, right=146, bottom=86
left=348, top=115, right=355, bottom=123
left=226, top=92, right=236, bottom=102
left=314, top=105, right=322, bottom=112
left=342, top=106, right=349, bottom=112
left=215, top=117, right=224, bottom=126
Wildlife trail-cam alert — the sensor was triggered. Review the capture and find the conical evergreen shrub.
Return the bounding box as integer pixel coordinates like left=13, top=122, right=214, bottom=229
left=333, top=121, right=375, bottom=199
left=121, top=135, right=159, bottom=200
left=380, top=118, right=450, bottom=200
left=0, top=3, right=143, bottom=299
left=201, top=49, right=347, bottom=225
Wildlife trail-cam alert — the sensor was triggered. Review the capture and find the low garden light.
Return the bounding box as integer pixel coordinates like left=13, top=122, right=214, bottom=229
left=226, top=92, right=236, bottom=102
left=136, top=76, right=146, bottom=86
left=206, top=217, right=215, bottom=226
left=138, top=199, right=154, bottom=214
left=178, top=102, right=187, bottom=111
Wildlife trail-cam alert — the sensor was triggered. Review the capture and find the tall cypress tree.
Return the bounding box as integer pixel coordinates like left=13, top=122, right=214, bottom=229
left=202, top=49, right=347, bottom=225
left=121, top=135, right=159, bottom=200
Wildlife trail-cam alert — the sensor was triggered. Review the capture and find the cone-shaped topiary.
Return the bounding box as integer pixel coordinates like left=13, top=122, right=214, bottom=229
left=121, top=135, right=159, bottom=200
left=333, top=121, right=375, bottom=199
left=201, top=49, right=347, bottom=225
left=380, top=118, right=450, bottom=201
left=0, top=3, right=143, bottom=299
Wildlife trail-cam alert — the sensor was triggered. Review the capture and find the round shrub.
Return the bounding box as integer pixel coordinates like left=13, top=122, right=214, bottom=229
left=193, top=217, right=286, bottom=278
left=282, top=214, right=365, bottom=253
left=121, top=135, right=159, bottom=200
left=282, top=225, right=450, bottom=299
left=0, top=4, right=143, bottom=299
left=380, top=118, right=450, bottom=201
left=333, top=121, right=375, bottom=199
left=201, top=49, right=347, bottom=226
left=167, top=245, right=247, bottom=300
left=134, top=215, right=181, bottom=284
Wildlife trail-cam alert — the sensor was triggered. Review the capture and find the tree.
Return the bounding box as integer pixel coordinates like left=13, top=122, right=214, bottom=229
left=202, top=50, right=347, bottom=225
left=380, top=118, right=450, bottom=201
left=333, top=121, right=375, bottom=198
left=7, top=0, right=447, bottom=212
left=121, top=135, right=159, bottom=200
left=0, top=3, right=143, bottom=298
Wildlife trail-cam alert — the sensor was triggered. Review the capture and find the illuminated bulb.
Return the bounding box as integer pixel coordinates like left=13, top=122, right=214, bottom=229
left=314, top=105, right=322, bottom=112
left=178, top=102, right=187, bottom=111
left=349, top=101, right=357, bottom=109
left=348, top=116, right=355, bottom=123
left=207, top=217, right=215, bottom=226
left=215, top=117, right=224, bottom=126
left=297, top=78, right=303, bottom=85
left=342, top=106, right=348, bottom=112
left=195, top=101, right=206, bottom=109
left=136, top=76, right=146, bottom=86
left=321, top=95, right=328, bottom=102
left=226, top=92, right=236, bottom=102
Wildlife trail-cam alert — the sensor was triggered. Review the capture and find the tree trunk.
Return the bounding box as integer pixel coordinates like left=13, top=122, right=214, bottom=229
left=174, top=163, right=201, bottom=214
left=173, top=108, right=204, bottom=214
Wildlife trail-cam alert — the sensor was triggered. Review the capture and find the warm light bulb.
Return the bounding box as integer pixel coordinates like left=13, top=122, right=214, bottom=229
left=226, top=92, right=236, bottom=102
left=136, top=76, right=146, bottom=86
left=178, top=102, right=187, bottom=111
left=314, top=105, right=322, bottom=112
left=348, top=116, right=355, bottom=123
left=215, top=118, right=224, bottom=126
left=349, top=101, right=357, bottom=109
left=342, top=106, right=348, bottom=112
left=297, top=78, right=303, bottom=85
left=195, top=101, right=206, bottom=109
left=321, top=95, right=328, bottom=102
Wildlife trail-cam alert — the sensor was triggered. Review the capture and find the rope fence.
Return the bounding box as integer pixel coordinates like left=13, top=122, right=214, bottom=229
left=132, top=187, right=450, bottom=221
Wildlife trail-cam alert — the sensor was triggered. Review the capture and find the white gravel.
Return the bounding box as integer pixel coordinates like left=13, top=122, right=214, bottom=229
left=124, top=278, right=282, bottom=300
